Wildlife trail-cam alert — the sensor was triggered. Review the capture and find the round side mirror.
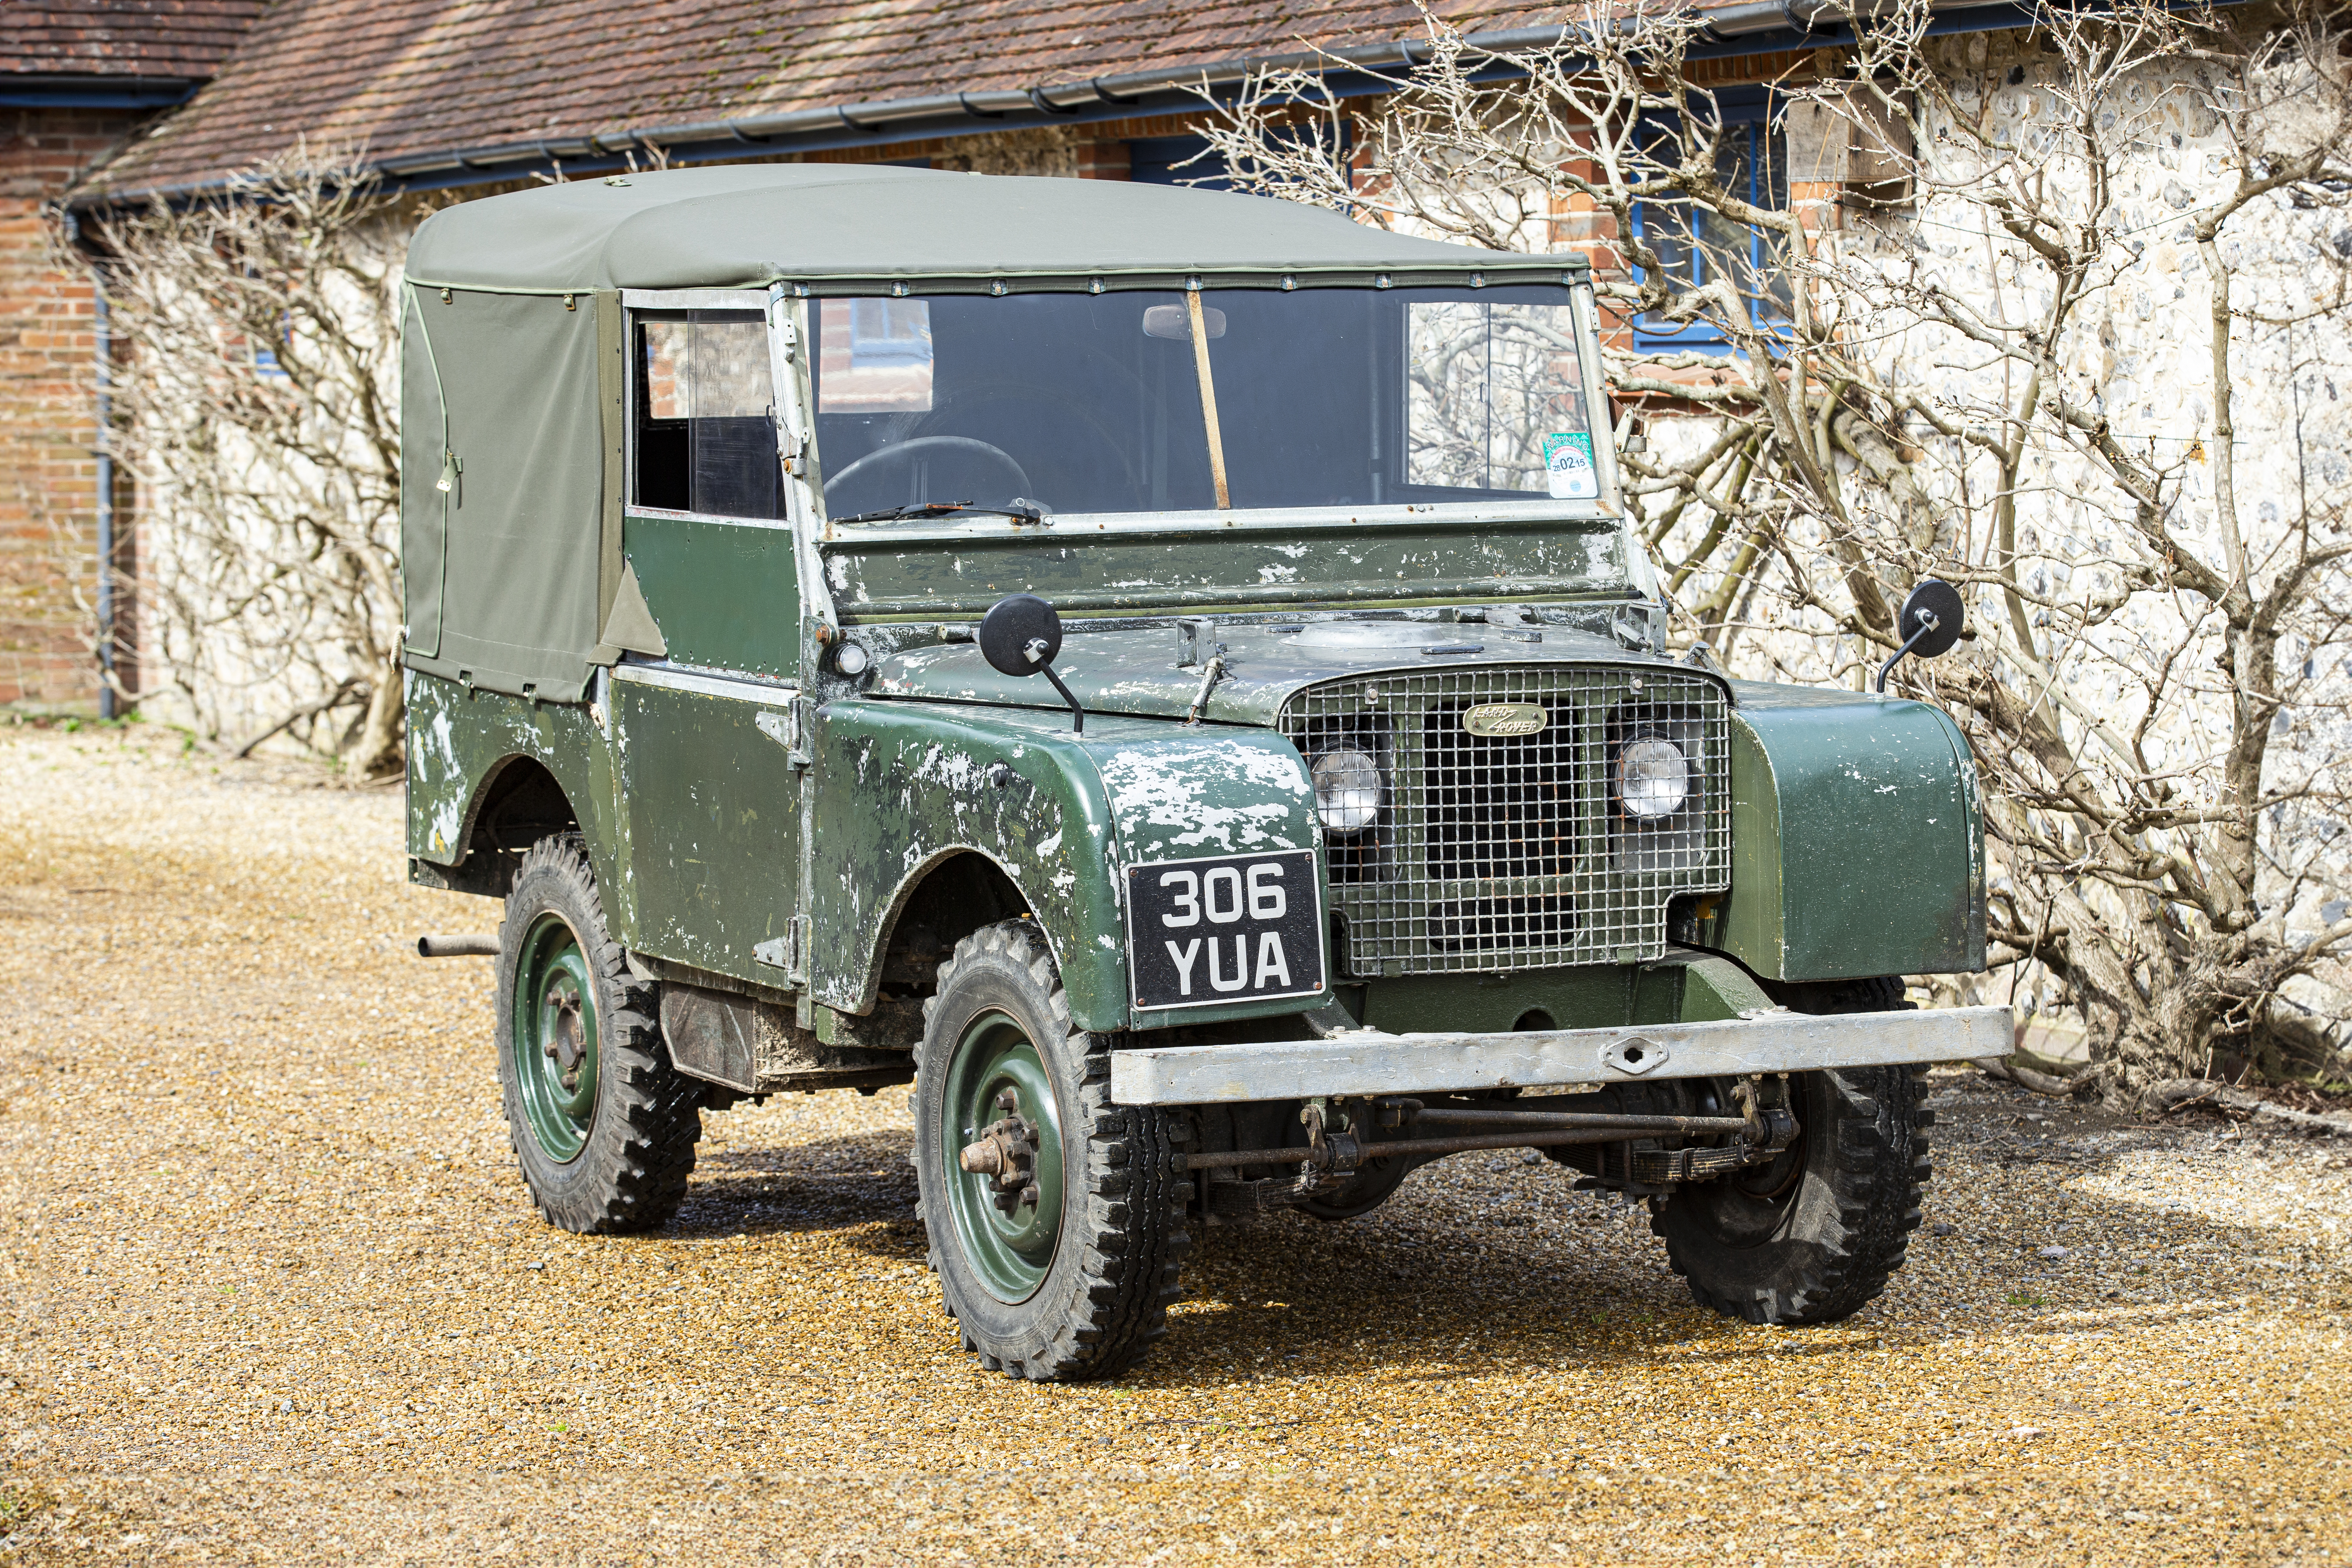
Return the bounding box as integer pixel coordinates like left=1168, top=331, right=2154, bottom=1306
left=978, top=593, right=1063, bottom=678
left=1897, top=578, right=1965, bottom=659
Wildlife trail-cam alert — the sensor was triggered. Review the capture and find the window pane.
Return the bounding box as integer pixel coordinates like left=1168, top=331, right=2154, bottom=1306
left=817, top=299, right=934, bottom=412
left=633, top=310, right=783, bottom=519
left=809, top=284, right=1586, bottom=518
left=687, top=319, right=773, bottom=419
left=643, top=320, right=689, bottom=421
left=1407, top=301, right=1593, bottom=498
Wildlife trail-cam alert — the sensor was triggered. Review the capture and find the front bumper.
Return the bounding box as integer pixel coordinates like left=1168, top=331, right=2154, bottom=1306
left=1109, top=1004, right=2013, bottom=1106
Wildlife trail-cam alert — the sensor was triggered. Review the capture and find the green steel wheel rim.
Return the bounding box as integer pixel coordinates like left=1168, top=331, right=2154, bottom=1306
left=940, top=1010, right=1065, bottom=1303
left=513, top=911, right=600, bottom=1163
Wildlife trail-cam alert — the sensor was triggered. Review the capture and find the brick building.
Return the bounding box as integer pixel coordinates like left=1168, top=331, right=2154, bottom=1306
left=13, top=0, right=2031, bottom=716
left=0, top=2, right=261, bottom=711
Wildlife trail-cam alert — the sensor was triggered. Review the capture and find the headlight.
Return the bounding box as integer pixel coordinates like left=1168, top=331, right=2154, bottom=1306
left=1617, top=736, right=1689, bottom=818
left=1310, top=749, right=1383, bottom=835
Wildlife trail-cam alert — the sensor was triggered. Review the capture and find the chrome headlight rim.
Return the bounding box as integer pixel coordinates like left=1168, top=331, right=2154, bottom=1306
left=1616, top=733, right=1691, bottom=820
left=1309, top=747, right=1384, bottom=837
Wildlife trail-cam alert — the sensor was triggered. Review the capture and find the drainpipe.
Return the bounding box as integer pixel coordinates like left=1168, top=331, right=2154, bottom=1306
left=93, top=267, right=115, bottom=720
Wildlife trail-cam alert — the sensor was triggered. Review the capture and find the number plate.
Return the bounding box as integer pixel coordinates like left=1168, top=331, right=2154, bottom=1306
left=1125, top=849, right=1325, bottom=1012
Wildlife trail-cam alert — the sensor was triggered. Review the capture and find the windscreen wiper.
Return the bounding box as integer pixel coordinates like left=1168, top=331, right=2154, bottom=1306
left=832, top=499, right=1049, bottom=525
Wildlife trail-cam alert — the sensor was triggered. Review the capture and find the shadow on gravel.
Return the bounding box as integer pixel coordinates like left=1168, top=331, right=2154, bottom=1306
left=673, top=1130, right=920, bottom=1242
left=649, top=1108, right=2313, bottom=1388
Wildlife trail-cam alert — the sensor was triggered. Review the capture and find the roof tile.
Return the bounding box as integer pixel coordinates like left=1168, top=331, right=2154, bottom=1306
left=87, top=0, right=1568, bottom=195
left=0, top=0, right=264, bottom=81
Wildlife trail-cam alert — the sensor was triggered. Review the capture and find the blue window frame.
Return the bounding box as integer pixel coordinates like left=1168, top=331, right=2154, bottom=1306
left=1631, top=92, right=1791, bottom=351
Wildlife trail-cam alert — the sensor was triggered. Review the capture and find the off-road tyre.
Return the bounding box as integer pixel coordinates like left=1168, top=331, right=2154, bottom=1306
left=913, top=918, right=1190, bottom=1381
left=1648, top=976, right=1933, bottom=1324
left=496, top=834, right=702, bottom=1233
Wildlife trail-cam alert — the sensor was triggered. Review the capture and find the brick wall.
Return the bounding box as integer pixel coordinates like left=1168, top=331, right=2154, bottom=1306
left=0, top=106, right=139, bottom=712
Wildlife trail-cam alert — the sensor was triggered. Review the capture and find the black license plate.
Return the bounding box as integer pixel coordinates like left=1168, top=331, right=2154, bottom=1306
left=1125, top=849, right=1325, bottom=1011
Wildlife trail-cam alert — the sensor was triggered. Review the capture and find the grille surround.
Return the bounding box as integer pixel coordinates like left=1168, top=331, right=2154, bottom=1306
left=1278, top=664, right=1731, bottom=975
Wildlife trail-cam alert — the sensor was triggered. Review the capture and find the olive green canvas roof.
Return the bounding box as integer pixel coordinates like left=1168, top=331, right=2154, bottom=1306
left=402, top=163, right=1589, bottom=293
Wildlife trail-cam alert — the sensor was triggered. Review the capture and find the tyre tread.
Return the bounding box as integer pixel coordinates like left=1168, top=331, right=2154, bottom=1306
left=918, top=918, right=1189, bottom=1382
left=499, top=834, right=701, bottom=1236
left=1652, top=975, right=1933, bottom=1325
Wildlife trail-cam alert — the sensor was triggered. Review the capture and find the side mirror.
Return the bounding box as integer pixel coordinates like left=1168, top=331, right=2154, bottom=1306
left=1876, top=578, right=1965, bottom=693
left=979, top=593, right=1085, bottom=734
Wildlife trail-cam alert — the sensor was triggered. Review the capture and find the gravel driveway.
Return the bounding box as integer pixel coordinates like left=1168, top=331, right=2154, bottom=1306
left=2, top=725, right=2347, bottom=1565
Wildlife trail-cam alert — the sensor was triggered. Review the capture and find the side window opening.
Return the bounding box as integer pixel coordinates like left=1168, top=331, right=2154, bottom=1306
left=632, top=310, right=783, bottom=519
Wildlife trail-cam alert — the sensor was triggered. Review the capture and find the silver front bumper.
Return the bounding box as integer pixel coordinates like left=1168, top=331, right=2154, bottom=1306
left=1109, top=1005, right=2014, bottom=1106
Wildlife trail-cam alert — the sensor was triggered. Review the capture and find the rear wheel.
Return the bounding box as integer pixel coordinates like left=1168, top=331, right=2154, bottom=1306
left=496, top=835, right=702, bottom=1233
left=914, top=919, right=1189, bottom=1380
left=1648, top=976, right=1932, bottom=1324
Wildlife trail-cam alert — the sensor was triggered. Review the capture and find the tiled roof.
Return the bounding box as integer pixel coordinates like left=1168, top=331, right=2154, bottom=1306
left=84, top=0, right=1570, bottom=197
left=0, top=0, right=264, bottom=81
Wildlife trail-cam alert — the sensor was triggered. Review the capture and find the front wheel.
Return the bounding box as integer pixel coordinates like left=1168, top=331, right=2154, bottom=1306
left=913, top=919, right=1189, bottom=1380
left=1648, top=976, right=1932, bottom=1324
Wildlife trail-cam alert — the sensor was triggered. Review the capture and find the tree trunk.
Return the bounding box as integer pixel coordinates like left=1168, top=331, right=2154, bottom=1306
left=343, top=658, right=406, bottom=779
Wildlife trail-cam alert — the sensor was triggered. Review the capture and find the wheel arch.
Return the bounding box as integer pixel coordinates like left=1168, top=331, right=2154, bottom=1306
left=850, top=846, right=1046, bottom=1015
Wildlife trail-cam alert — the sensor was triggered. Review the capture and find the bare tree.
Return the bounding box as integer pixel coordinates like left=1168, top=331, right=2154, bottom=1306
left=76, top=147, right=410, bottom=777
left=1199, top=0, right=2352, bottom=1099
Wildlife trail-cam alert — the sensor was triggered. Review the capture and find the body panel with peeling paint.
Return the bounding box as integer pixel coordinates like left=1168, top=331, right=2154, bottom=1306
left=806, top=699, right=1330, bottom=1034
left=1719, top=682, right=1986, bottom=981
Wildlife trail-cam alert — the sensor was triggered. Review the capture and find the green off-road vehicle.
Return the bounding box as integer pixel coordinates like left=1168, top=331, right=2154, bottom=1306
left=401, top=165, right=2006, bottom=1380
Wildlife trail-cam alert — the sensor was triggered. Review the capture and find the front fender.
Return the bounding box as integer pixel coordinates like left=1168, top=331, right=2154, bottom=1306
left=1719, top=682, right=1986, bottom=981
left=809, top=702, right=1327, bottom=1031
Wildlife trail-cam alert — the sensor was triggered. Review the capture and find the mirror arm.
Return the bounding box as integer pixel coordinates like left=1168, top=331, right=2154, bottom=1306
left=1874, top=610, right=1940, bottom=695
left=1039, top=662, right=1085, bottom=734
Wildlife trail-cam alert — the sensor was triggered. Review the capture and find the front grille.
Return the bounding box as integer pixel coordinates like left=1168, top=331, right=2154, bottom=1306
left=1278, top=664, right=1730, bottom=975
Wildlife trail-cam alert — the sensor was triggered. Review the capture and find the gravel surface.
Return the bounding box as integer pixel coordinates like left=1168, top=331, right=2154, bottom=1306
left=3, top=723, right=2349, bottom=1565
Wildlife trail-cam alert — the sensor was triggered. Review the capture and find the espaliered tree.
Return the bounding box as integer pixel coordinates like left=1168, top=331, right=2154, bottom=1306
left=74, top=149, right=412, bottom=778
left=1197, top=0, right=2352, bottom=1099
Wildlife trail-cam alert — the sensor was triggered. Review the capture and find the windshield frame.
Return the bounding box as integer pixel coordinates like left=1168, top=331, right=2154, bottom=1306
left=621, top=279, right=1631, bottom=634
left=789, top=275, right=1623, bottom=531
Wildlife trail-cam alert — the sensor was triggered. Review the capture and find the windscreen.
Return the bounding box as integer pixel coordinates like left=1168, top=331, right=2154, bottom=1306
left=811, top=284, right=1594, bottom=519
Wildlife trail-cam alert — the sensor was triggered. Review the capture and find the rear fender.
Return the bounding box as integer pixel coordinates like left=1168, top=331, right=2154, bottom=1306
left=403, top=668, right=630, bottom=925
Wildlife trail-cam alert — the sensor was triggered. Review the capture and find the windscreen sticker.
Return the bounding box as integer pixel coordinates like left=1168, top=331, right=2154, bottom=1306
left=1543, top=432, right=1599, bottom=499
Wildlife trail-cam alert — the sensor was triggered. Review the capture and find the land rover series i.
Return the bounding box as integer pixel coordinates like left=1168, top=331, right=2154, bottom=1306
left=400, top=165, right=2007, bottom=1381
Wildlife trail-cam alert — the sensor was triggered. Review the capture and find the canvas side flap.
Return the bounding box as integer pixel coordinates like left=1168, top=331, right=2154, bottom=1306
left=423, top=288, right=604, bottom=700
left=597, top=289, right=626, bottom=633
left=599, top=561, right=667, bottom=658
left=398, top=287, right=448, bottom=660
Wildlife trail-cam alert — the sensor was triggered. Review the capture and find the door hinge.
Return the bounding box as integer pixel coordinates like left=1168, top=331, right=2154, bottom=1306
left=753, top=917, right=807, bottom=984
left=755, top=702, right=814, bottom=769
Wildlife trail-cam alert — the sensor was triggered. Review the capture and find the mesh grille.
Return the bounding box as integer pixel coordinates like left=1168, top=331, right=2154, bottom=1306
left=1278, top=664, right=1730, bottom=975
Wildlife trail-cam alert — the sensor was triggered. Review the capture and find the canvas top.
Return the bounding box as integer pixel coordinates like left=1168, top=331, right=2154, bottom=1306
left=401, top=163, right=1589, bottom=293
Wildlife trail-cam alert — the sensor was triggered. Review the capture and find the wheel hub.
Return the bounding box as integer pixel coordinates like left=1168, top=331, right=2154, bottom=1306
left=542, top=978, right=589, bottom=1089
left=959, top=1089, right=1041, bottom=1215
left=512, top=912, right=600, bottom=1164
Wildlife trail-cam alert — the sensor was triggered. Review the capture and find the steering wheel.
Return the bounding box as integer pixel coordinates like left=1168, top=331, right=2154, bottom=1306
left=822, top=435, right=1032, bottom=507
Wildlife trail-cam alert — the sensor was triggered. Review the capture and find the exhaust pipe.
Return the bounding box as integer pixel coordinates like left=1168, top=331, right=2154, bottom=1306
left=416, top=932, right=500, bottom=958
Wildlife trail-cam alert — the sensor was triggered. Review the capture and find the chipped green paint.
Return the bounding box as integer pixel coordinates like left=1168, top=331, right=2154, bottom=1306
left=823, top=513, right=1624, bottom=618
left=1719, top=682, right=1986, bottom=982
left=611, top=677, right=799, bottom=977
left=402, top=667, right=635, bottom=938
left=807, top=701, right=1327, bottom=1034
